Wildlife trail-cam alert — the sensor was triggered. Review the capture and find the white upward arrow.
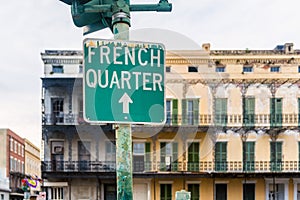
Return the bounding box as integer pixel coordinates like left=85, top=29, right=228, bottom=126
left=118, top=93, right=133, bottom=114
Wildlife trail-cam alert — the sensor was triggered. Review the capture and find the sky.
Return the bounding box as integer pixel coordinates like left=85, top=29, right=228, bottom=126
left=1, top=0, right=300, bottom=147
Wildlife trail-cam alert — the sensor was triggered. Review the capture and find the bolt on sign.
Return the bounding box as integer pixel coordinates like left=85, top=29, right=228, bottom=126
left=83, top=38, right=165, bottom=124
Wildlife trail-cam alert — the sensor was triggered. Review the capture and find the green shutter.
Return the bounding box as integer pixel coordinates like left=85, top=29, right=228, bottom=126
left=215, top=142, right=227, bottom=171
left=182, top=99, right=187, bottom=125
left=188, top=184, right=200, bottom=200
left=270, top=98, right=282, bottom=127
left=160, top=184, right=172, bottom=200
left=145, top=142, right=151, bottom=171
left=270, top=142, right=282, bottom=171
left=193, top=99, right=199, bottom=125
left=244, top=98, right=255, bottom=127
left=188, top=142, right=199, bottom=171
left=172, top=99, right=178, bottom=125
left=243, top=142, right=255, bottom=171
left=172, top=142, right=178, bottom=171
left=215, top=98, right=227, bottom=126
left=160, top=142, right=166, bottom=171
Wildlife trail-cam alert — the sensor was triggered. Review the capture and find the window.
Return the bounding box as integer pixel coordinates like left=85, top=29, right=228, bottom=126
left=166, top=100, right=171, bottom=125
left=166, top=66, right=171, bottom=72
left=52, top=98, right=64, bottom=124
left=215, top=142, right=227, bottom=171
left=14, top=141, right=17, bottom=153
left=10, top=157, right=13, bottom=171
left=270, top=66, right=280, bottom=72
left=166, top=99, right=178, bottom=125
left=270, top=141, right=282, bottom=171
left=1, top=194, right=4, bottom=200
left=243, top=142, right=255, bottom=171
left=216, top=66, right=225, bottom=72
left=21, top=146, right=24, bottom=157
left=187, top=142, right=200, bottom=171
left=79, top=65, right=83, bottom=73
left=10, top=138, right=13, bottom=151
left=270, top=98, right=282, bottom=127
left=160, top=184, right=172, bottom=200
left=188, top=66, right=198, bottom=72
left=52, top=65, right=64, bottom=73
left=78, top=141, right=91, bottom=170
left=216, top=184, right=227, bottom=200
left=188, top=184, right=200, bottom=200
left=133, top=143, right=145, bottom=155
left=105, top=141, right=116, bottom=162
left=215, top=98, right=228, bottom=126
left=243, top=184, right=255, bottom=200
left=243, top=66, right=253, bottom=73
left=243, top=97, right=255, bottom=127
left=14, top=158, right=17, bottom=171
left=50, top=187, right=64, bottom=200
left=133, top=143, right=146, bottom=172
left=18, top=144, right=21, bottom=155
left=160, top=142, right=178, bottom=171
left=182, top=99, right=199, bottom=125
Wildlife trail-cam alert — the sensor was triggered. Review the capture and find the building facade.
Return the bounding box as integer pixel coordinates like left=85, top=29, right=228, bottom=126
left=0, top=130, right=10, bottom=200
left=24, top=139, right=41, bottom=197
left=41, top=43, right=300, bottom=200
left=0, top=129, right=25, bottom=200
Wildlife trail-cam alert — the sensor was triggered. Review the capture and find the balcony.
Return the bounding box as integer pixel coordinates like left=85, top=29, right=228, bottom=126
left=42, top=160, right=300, bottom=174
left=42, top=161, right=116, bottom=172
left=43, top=113, right=86, bottom=125
left=43, top=113, right=298, bottom=128
left=165, top=113, right=298, bottom=128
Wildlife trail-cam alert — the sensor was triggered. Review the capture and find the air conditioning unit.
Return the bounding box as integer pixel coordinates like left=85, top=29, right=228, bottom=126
left=52, top=145, right=64, bottom=154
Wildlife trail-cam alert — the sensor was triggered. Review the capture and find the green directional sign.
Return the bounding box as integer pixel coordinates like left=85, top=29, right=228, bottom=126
left=83, top=38, right=165, bottom=124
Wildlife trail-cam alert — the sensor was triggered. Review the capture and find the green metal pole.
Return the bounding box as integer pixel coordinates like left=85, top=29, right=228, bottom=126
left=112, top=9, right=133, bottom=200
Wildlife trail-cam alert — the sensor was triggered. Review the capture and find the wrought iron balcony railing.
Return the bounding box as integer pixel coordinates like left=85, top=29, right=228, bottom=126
left=43, top=113, right=86, bottom=125
left=43, top=113, right=298, bottom=127
left=165, top=113, right=298, bottom=127
left=42, top=160, right=299, bottom=174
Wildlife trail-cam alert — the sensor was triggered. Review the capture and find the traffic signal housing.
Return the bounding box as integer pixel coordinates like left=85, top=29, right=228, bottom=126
left=59, top=0, right=113, bottom=35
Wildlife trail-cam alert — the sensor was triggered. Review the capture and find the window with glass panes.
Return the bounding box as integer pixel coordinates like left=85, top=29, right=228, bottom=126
left=182, top=99, right=199, bottom=125
left=215, top=142, right=227, bottom=171
left=166, top=100, right=171, bottom=125
left=160, top=184, right=172, bottom=200
left=105, top=141, right=116, bottom=162
left=166, top=99, right=178, bottom=125
left=216, top=66, right=225, bottom=72
left=133, top=143, right=145, bottom=172
left=188, top=184, right=200, bottom=200
left=160, top=142, right=178, bottom=171
left=52, top=65, right=64, bottom=73
left=243, top=66, right=253, bottom=73
left=270, top=141, right=282, bottom=171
